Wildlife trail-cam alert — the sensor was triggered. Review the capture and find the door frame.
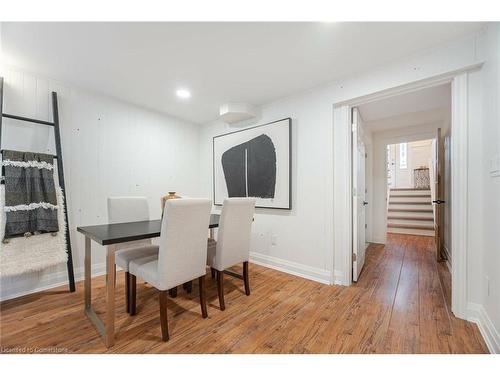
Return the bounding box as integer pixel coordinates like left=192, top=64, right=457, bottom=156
left=332, top=66, right=479, bottom=319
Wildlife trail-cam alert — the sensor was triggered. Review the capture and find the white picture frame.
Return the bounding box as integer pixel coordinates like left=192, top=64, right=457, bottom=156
left=213, top=118, right=291, bottom=209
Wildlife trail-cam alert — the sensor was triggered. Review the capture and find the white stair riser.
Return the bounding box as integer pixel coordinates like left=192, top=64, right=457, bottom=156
left=387, top=227, right=435, bottom=236
left=389, top=196, right=431, bottom=204
left=387, top=219, right=434, bottom=227
left=389, top=189, right=431, bottom=196
left=387, top=211, right=434, bottom=219
left=388, top=204, right=433, bottom=211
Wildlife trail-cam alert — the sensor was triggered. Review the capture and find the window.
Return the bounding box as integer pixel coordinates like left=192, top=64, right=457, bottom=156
left=399, top=143, right=407, bottom=169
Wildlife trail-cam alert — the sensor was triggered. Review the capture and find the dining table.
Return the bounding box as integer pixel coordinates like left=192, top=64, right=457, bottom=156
left=76, top=213, right=220, bottom=347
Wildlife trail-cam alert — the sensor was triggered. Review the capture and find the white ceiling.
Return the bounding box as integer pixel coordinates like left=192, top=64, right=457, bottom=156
left=358, top=83, right=451, bottom=123
left=1, top=22, right=482, bottom=124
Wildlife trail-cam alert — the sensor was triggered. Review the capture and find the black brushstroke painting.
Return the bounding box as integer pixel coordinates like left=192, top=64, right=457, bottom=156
left=221, top=134, right=276, bottom=198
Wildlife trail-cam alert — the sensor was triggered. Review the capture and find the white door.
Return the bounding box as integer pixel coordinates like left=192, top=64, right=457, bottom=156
left=352, top=107, right=367, bottom=282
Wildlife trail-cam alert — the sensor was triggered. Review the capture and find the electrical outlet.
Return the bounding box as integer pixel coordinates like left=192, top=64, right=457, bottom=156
left=271, top=234, right=278, bottom=246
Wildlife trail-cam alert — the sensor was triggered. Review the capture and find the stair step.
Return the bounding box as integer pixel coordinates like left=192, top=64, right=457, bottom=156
left=389, top=194, right=431, bottom=198
left=388, top=223, right=435, bottom=230
left=389, top=196, right=431, bottom=204
left=389, top=189, right=431, bottom=197
left=388, top=204, right=433, bottom=211
left=390, top=188, right=430, bottom=191
left=387, top=215, right=434, bottom=221
left=388, top=208, right=433, bottom=213
left=389, top=201, right=430, bottom=205
left=387, top=227, right=435, bottom=237
left=387, top=211, right=434, bottom=219
left=388, top=219, right=435, bottom=227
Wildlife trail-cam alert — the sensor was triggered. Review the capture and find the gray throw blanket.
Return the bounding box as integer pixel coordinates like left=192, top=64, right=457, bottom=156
left=2, top=150, right=59, bottom=238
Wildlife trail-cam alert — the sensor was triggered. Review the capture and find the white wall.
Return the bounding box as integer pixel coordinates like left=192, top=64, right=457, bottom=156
left=0, top=64, right=201, bottom=301
left=200, top=100, right=335, bottom=284
left=470, top=23, right=500, bottom=352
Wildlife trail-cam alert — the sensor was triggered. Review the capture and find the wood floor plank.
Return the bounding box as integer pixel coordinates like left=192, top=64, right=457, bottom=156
left=418, top=235, right=454, bottom=353
left=0, top=234, right=488, bottom=354
left=380, top=235, right=420, bottom=353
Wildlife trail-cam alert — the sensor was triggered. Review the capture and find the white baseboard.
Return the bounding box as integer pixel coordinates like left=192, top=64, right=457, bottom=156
left=249, top=252, right=331, bottom=285
left=467, top=302, right=500, bottom=354
left=369, top=237, right=386, bottom=245
left=0, top=263, right=108, bottom=302
left=333, top=270, right=345, bottom=285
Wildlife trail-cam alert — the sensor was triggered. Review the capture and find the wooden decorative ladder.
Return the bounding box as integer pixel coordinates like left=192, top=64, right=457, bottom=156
left=0, top=76, right=76, bottom=292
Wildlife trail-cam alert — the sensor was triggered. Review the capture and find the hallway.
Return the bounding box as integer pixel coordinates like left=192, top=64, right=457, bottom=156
left=0, top=234, right=488, bottom=353
left=354, top=234, right=487, bottom=353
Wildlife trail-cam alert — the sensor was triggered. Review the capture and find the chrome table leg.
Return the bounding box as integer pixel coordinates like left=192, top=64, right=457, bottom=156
left=83, top=238, right=117, bottom=348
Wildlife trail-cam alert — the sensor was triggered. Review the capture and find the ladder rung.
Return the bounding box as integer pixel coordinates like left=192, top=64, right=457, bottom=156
left=2, top=113, right=55, bottom=127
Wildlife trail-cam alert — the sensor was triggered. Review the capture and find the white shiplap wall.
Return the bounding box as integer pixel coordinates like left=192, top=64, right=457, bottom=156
left=0, top=65, right=201, bottom=300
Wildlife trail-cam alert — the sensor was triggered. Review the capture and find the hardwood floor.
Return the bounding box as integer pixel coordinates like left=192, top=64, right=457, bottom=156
left=0, top=234, right=488, bottom=353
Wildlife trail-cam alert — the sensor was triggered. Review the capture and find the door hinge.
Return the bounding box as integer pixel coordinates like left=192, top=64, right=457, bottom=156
left=353, top=253, right=357, bottom=262
left=365, top=223, right=367, bottom=229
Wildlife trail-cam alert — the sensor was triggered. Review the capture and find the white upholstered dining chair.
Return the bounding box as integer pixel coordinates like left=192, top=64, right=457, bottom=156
left=128, top=198, right=212, bottom=341
left=107, top=197, right=159, bottom=313
left=207, top=198, right=255, bottom=310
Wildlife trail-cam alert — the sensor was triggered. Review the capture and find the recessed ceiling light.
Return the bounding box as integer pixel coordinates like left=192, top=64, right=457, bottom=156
left=176, top=89, right=191, bottom=99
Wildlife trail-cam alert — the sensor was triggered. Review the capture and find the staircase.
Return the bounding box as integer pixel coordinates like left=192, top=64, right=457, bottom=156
left=387, top=188, right=435, bottom=236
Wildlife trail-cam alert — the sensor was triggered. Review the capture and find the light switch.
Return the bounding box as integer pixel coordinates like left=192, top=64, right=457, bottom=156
left=489, top=155, right=500, bottom=177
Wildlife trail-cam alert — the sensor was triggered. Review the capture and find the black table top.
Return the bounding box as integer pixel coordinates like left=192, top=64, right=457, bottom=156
left=77, top=214, right=220, bottom=246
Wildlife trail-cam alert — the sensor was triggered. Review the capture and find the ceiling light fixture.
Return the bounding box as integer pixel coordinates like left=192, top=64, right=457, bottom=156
left=176, top=89, right=191, bottom=99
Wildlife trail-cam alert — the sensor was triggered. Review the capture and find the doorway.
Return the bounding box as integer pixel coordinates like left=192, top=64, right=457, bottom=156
left=333, top=71, right=470, bottom=320
left=350, top=83, right=451, bottom=282
left=352, top=84, right=451, bottom=280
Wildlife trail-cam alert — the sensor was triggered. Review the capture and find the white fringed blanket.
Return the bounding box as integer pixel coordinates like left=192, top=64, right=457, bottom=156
left=0, top=185, right=68, bottom=277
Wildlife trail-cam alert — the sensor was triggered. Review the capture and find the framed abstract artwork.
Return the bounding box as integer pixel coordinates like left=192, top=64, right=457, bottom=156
left=213, top=118, right=291, bottom=209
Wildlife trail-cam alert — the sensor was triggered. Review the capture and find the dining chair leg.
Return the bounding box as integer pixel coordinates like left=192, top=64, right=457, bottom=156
left=217, top=270, right=225, bottom=311
left=183, top=281, right=193, bottom=294
left=211, top=268, right=216, bottom=279
left=198, top=276, right=208, bottom=318
left=243, top=261, right=250, bottom=296
left=129, top=274, right=137, bottom=315
left=125, top=271, right=130, bottom=313
left=159, top=290, right=169, bottom=341
left=169, top=287, right=177, bottom=298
